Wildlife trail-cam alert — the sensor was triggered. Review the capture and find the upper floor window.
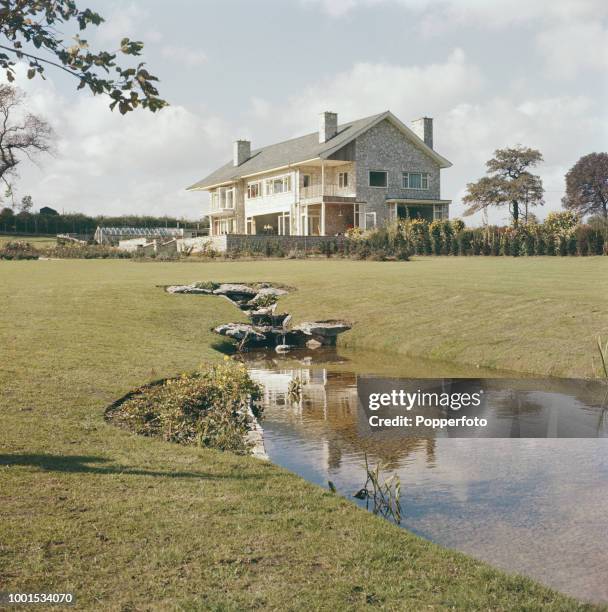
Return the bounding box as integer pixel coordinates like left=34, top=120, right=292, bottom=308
left=369, top=170, right=387, bottom=188
left=403, top=172, right=429, bottom=190
left=302, top=174, right=312, bottom=188
left=247, top=181, right=262, bottom=199
left=338, top=172, right=349, bottom=188
left=266, top=174, right=292, bottom=195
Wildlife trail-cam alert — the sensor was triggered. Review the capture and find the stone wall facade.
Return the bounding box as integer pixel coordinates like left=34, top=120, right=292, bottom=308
left=354, top=118, right=442, bottom=227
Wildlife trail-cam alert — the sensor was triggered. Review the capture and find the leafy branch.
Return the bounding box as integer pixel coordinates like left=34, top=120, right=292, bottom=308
left=0, top=1, right=167, bottom=113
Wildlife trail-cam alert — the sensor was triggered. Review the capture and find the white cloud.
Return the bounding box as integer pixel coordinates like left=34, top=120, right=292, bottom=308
left=94, top=3, right=148, bottom=44
left=4, top=64, right=229, bottom=218
left=536, top=21, right=608, bottom=78
left=303, top=0, right=608, bottom=24
left=161, top=45, right=208, bottom=67
left=279, top=49, right=482, bottom=133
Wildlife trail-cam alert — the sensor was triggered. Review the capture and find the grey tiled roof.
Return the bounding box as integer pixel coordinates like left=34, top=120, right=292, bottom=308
left=187, top=112, right=386, bottom=190
left=187, top=110, right=451, bottom=190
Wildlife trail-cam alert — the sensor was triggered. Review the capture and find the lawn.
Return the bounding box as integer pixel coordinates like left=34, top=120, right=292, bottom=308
left=1, top=257, right=606, bottom=610
left=0, top=234, right=57, bottom=248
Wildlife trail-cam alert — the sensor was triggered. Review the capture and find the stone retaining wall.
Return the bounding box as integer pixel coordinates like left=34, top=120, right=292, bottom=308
left=180, top=234, right=345, bottom=254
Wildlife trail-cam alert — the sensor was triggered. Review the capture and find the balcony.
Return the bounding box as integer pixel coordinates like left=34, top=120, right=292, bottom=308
left=300, top=182, right=356, bottom=203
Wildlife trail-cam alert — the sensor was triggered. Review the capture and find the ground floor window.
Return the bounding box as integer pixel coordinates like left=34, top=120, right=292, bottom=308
left=433, top=203, right=449, bottom=220
left=246, top=217, right=254, bottom=235
left=213, top=218, right=235, bottom=235
left=397, top=204, right=434, bottom=222
left=278, top=212, right=290, bottom=235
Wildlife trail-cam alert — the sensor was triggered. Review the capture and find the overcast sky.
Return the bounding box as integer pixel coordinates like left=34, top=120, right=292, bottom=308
left=9, top=0, right=608, bottom=224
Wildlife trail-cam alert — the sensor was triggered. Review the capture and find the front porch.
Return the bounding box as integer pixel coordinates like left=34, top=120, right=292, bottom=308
left=245, top=201, right=361, bottom=237
left=387, top=198, right=451, bottom=222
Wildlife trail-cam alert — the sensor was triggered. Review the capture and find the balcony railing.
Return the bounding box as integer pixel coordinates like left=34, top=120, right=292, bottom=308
left=300, top=183, right=355, bottom=201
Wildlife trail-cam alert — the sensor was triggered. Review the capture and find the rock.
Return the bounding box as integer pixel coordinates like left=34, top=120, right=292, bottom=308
left=251, top=306, right=275, bottom=316
left=166, top=284, right=214, bottom=294
left=275, top=344, right=292, bottom=354
left=256, top=287, right=288, bottom=297
left=306, top=339, right=323, bottom=350
left=213, top=323, right=266, bottom=343
left=213, top=284, right=258, bottom=297
left=250, top=312, right=290, bottom=327
left=292, top=320, right=351, bottom=337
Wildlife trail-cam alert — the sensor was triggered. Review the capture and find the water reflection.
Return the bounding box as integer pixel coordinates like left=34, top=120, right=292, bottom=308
left=245, top=354, right=608, bottom=604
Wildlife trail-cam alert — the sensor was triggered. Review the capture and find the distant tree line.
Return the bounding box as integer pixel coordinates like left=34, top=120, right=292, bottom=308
left=0, top=204, right=205, bottom=236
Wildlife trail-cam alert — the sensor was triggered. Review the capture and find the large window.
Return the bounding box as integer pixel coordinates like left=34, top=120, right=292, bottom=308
left=247, top=181, right=262, bottom=199
left=403, top=172, right=429, bottom=190
left=369, top=170, right=388, bottom=188
left=338, top=171, right=349, bottom=188
left=266, top=174, right=292, bottom=195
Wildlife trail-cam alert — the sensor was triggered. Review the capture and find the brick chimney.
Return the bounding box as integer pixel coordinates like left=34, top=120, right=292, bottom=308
left=319, top=111, right=338, bottom=143
left=411, top=117, right=433, bottom=149
left=233, top=139, right=251, bottom=166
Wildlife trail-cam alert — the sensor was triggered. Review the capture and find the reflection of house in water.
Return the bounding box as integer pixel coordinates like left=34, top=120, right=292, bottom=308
left=249, top=366, right=436, bottom=471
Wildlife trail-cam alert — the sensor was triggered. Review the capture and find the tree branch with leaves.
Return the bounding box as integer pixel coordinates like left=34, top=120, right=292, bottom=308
left=0, top=0, right=167, bottom=114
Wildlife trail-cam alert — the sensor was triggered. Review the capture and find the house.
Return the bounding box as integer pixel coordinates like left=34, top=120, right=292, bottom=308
left=187, top=110, right=452, bottom=237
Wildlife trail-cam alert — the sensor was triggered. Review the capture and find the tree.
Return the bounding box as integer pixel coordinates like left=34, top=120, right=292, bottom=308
left=0, top=204, right=13, bottom=229
left=19, top=193, right=32, bottom=213
left=0, top=85, right=53, bottom=193
left=562, top=153, right=608, bottom=219
left=0, top=1, right=166, bottom=114
left=463, top=146, right=544, bottom=226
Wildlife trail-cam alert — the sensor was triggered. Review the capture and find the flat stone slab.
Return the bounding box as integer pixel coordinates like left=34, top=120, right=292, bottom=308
left=292, top=320, right=352, bottom=337
left=213, top=284, right=258, bottom=297
left=256, top=287, right=288, bottom=297
left=213, top=323, right=267, bottom=343
left=166, top=284, right=214, bottom=294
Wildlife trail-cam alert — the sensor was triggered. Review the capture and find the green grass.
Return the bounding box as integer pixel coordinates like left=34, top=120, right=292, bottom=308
left=1, top=257, right=606, bottom=610
left=0, top=234, right=57, bottom=248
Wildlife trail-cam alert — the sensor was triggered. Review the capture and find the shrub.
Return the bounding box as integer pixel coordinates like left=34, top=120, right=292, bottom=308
left=429, top=221, right=442, bottom=255
left=535, top=235, right=547, bottom=255
left=109, top=360, right=262, bottom=455
left=44, top=244, right=133, bottom=259
left=0, top=240, right=39, bottom=260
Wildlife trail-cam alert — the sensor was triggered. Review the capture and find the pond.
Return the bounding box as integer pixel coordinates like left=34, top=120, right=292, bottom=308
left=243, top=349, right=608, bottom=604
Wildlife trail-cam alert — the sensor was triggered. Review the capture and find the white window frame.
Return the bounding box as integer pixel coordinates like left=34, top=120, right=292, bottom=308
left=433, top=203, right=448, bottom=221
left=403, top=172, right=430, bottom=190
left=368, top=170, right=388, bottom=188
left=364, top=212, right=377, bottom=229
left=246, top=181, right=262, bottom=200
left=278, top=212, right=290, bottom=236
left=265, top=174, right=292, bottom=196
left=338, top=171, right=349, bottom=188
left=217, top=217, right=235, bottom=235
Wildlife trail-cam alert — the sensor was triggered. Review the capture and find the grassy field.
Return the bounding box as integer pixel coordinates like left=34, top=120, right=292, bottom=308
left=0, top=234, right=57, bottom=248
left=1, top=257, right=606, bottom=610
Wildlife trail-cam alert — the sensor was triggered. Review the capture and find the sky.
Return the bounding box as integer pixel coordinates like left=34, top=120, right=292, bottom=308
left=7, top=0, right=608, bottom=224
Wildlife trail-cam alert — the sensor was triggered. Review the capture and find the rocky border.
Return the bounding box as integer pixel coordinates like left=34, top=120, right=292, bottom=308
left=165, top=282, right=352, bottom=352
